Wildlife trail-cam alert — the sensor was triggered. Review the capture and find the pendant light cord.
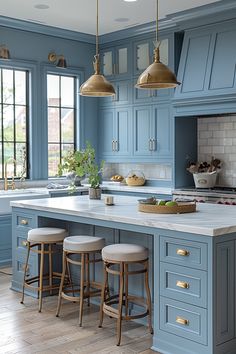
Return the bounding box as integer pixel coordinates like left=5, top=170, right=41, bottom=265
left=96, top=0, right=99, bottom=57
left=156, top=0, right=159, bottom=44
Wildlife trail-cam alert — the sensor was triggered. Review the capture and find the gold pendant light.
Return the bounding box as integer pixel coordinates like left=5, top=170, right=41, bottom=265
left=80, top=0, right=115, bottom=97
left=136, top=0, right=180, bottom=89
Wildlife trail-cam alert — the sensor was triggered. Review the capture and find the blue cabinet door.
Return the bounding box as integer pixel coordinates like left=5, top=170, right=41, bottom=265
left=133, top=105, right=153, bottom=157
left=100, top=43, right=131, bottom=79
left=153, top=103, right=172, bottom=159
left=99, top=109, right=114, bottom=158
left=0, top=214, right=12, bottom=267
left=114, top=107, right=132, bottom=157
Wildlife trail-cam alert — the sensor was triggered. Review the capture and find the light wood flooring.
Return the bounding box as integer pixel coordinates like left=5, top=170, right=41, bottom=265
left=0, top=269, right=159, bottom=354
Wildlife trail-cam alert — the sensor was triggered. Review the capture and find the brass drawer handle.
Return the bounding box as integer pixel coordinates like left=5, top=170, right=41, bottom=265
left=176, top=249, right=190, bottom=257
left=21, top=240, right=28, bottom=247
left=20, top=219, right=28, bottom=225
left=176, top=280, right=190, bottom=289
left=176, top=316, right=189, bottom=326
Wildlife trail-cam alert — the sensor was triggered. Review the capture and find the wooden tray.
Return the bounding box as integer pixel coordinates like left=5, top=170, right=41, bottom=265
left=138, top=202, right=196, bottom=214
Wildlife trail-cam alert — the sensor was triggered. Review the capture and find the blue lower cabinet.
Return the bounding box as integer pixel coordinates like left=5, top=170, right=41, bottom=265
left=160, top=297, right=207, bottom=345
left=160, top=262, right=207, bottom=308
left=0, top=214, right=12, bottom=267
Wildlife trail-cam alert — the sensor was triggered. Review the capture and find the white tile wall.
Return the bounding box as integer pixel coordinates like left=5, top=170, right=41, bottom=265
left=103, top=163, right=172, bottom=181
left=198, top=114, right=236, bottom=186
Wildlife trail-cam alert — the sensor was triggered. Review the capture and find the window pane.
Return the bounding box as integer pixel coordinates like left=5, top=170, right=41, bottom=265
left=0, top=144, right=2, bottom=178
left=47, top=75, right=59, bottom=107
left=15, top=106, right=26, bottom=141
left=16, top=143, right=27, bottom=178
left=0, top=105, right=2, bottom=141
left=3, top=105, right=14, bottom=141
left=0, top=73, right=2, bottom=103
left=4, top=142, right=14, bottom=164
left=61, top=76, right=74, bottom=107
left=2, top=69, right=14, bottom=104
left=15, top=71, right=26, bottom=104
left=48, top=144, right=60, bottom=177
left=48, top=107, right=60, bottom=143
left=61, top=143, right=74, bottom=157
left=61, top=108, right=74, bottom=143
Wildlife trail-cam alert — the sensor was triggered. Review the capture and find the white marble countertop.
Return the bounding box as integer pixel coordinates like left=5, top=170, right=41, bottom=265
left=10, top=195, right=236, bottom=237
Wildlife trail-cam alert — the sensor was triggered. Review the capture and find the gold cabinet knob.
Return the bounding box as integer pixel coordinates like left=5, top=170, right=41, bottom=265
left=176, top=316, right=189, bottom=326
left=176, top=249, right=190, bottom=257
left=176, top=280, right=190, bottom=289
left=21, top=240, right=28, bottom=247
left=20, top=219, right=28, bottom=225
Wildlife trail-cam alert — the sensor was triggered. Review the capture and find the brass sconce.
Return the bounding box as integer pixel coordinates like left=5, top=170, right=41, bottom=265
left=0, top=45, right=10, bottom=59
left=48, top=52, right=67, bottom=68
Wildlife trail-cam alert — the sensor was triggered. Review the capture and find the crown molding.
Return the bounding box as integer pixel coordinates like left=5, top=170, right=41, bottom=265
left=0, top=15, right=95, bottom=44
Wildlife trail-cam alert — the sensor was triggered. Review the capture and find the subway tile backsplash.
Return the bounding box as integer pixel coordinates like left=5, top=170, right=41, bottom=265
left=198, top=114, right=236, bottom=186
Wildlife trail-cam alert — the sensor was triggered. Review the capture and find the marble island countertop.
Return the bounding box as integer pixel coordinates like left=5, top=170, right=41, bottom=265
left=10, top=195, right=236, bottom=237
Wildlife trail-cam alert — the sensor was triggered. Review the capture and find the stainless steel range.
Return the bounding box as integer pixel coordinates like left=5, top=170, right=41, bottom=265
left=172, top=187, right=236, bottom=205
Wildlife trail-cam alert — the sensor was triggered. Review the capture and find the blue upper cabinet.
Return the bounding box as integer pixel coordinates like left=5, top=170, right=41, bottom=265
left=174, top=19, right=236, bottom=103
left=100, top=42, right=131, bottom=79
left=98, top=107, right=132, bottom=161
left=133, top=103, right=172, bottom=161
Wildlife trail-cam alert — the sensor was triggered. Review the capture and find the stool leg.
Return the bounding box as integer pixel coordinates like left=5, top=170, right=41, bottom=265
left=56, top=250, right=67, bottom=317
left=99, top=261, right=108, bottom=328
left=117, top=262, right=124, bottom=346
left=144, top=260, right=153, bottom=334
left=125, top=263, right=129, bottom=316
left=79, top=253, right=85, bottom=327
left=49, top=244, right=53, bottom=296
left=38, top=243, right=45, bottom=313
left=66, top=255, right=75, bottom=297
left=21, top=241, right=31, bottom=304
left=86, top=253, right=90, bottom=307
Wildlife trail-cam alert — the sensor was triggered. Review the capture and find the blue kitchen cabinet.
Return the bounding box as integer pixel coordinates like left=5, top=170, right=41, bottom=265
left=133, top=77, right=172, bottom=103
left=99, top=79, right=131, bottom=108
left=99, top=107, right=132, bottom=161
left=133, top=103, right=172, bottom=160
left=100, top=42, right=131, bottom=79
left=0, top=214, right=12, bottom=267
left=174, top=19, right=236, bottom=102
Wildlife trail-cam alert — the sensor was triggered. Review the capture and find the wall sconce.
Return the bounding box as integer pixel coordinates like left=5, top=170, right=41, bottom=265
left=0, top=45, right=10, bottom=59
left=48, top=52, right=67, bottom=68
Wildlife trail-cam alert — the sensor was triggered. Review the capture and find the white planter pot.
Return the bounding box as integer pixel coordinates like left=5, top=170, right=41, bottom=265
left=193, top=172, right=217, bottom=188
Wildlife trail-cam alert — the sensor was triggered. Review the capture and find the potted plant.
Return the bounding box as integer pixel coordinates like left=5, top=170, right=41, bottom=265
left=58, top=142, right=104, bottom=199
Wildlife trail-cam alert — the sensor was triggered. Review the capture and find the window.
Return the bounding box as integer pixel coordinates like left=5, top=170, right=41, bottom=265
left=47, top=74, right=76, bottom=177
left=0, top=68, right=28, bottom=179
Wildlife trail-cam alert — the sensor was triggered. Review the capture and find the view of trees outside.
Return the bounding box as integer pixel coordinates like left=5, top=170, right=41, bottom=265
left=47, top=74, right=76, bottom=177
left=0, top=68, right=28, bottom=179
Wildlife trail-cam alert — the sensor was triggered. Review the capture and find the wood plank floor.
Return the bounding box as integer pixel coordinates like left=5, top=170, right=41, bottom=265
left=0, top=269, right=159, bottom=354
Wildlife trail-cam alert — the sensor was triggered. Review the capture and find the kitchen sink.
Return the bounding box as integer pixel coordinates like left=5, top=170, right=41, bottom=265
left=0, top=189, right=48, bottom=213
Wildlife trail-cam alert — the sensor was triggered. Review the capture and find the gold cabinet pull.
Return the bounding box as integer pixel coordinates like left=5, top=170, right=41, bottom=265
left=20, top=219, right=28, bottom=225
left=176, top=280, right=190, bottom=289
left=176, top=316, right=189, bottom=326
left=21, top=240, right=28, bottom=247
left=176, top=249, right=190, bottom=257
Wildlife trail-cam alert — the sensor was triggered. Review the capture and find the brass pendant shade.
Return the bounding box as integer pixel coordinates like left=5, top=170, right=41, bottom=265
left=80, top=55, right=115, bottom=97
left=80, top=0, right=115, bottom=97
left=136, top=0, right=180, bottom=90
left=136, top=47, right=180, bottom=89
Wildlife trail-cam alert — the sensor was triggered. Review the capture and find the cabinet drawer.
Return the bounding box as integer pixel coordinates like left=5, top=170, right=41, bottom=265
left=160, top=263, right=207, bottom=308
left=16, top=214, right=34, bottom=228
left=160, top=297, right=207, bottom=345
left=160, top=236, right=207, bottom=270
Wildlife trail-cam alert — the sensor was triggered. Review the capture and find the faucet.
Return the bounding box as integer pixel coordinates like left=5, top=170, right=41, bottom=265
left=4, top=158, right=17, bottom=191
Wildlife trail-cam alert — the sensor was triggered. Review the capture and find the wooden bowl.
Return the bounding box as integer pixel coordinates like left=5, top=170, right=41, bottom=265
left=138, top=202, right=196, bottom=214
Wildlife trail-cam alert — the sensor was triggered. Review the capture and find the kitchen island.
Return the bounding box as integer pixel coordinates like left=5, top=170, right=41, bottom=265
left=11, top=195, right=236, bottom=354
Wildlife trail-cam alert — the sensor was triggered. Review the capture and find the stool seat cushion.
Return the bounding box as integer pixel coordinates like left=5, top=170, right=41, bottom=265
left=28, top=227, right=68, bottom=243
left=102, top=243, right=148, bottom=262
left=64, top=236, right=105, bottom=252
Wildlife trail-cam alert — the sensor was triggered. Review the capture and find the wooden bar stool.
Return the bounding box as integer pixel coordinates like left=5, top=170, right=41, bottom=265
left=99, top=243, right=153, bottom=346
left=21, top=227, right=68, bottom=312
left=56, top=235, right=105, bottom=327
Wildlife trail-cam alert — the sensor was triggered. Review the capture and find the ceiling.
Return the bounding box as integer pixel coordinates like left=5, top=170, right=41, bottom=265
left=0, top=0, right=221, bottom=35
